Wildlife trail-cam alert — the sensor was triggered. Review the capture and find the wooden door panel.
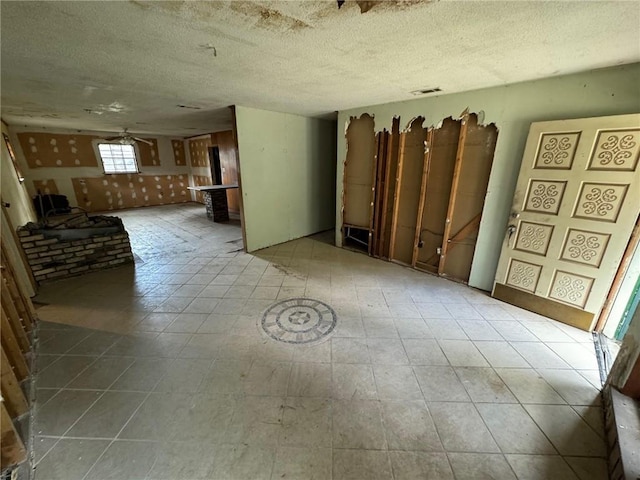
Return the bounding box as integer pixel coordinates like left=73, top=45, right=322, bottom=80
left=493, top=114, right=640, bottom=331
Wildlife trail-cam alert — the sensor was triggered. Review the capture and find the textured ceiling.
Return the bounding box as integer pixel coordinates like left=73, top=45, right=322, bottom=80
left=1, top=0, right=639, bottom=136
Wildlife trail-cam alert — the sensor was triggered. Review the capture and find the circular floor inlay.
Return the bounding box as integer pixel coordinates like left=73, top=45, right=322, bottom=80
left=261, top=298, right=338, bottom=345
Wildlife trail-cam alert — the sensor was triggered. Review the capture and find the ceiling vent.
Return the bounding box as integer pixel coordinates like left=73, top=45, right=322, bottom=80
left=177, top=104, right=202, bottom=110
left=411, top=87, right=442, bottom=96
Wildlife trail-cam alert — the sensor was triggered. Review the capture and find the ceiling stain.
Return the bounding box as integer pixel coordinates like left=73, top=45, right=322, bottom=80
left=230, top=2, right=312, bottom=32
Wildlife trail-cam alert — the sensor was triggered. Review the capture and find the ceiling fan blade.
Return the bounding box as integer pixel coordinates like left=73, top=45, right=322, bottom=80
left=103, top=136, right=121, bottom=141
left=133, top=137, right=153, bottom=146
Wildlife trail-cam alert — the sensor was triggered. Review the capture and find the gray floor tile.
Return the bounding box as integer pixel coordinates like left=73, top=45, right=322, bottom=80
left=373, top=365, right=423, bottom=400
left=272, top=446, right=332, bottom=480
left=332, top=363, right=377, bottom=399
left=496, top=368, right=566, bottom=404
left=84, top=440, right=158, bottom=480
left=34, top=389, right=102, bottom=436
left=506, top=454, right=579, bottom=480
left=388, top=451, right=454, bottom=480
left=402, top=339, right=449, bottom=366
left=438, top=340, right=489, bottom=367
left=279, top=397, right=332, bottom=448
left=66, top=391, right=146, bottom=438
left=447, top=452, right=516, bottom=479
left=35, top=438, right=110, bottom=480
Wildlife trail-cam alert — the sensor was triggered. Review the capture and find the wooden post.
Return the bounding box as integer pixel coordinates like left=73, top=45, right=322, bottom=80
left=412, top=129, right=434, bottom=267
left=0, top=401, right=26, bottom=470
left=438, top=114, right=469, bottom=276
left=0, top=325, right=29, bottom=382
left=1, top=291, right=29, bottom=354
left=368, top=133, right=381, bottom=256
left=1, top=348, right=28, bottom=418
left=388, top=132, right=408, bottom=260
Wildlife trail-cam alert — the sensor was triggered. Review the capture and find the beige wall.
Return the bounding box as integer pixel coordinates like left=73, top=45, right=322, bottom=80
left=235, top=106, right=336, bottom=252
left=336, top=63, right=640, bottom=291
left=6, top=125, right=193, bottom=212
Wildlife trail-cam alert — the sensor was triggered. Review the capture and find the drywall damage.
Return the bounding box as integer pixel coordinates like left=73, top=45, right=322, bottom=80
left=340, top=109, right=498, bottom=284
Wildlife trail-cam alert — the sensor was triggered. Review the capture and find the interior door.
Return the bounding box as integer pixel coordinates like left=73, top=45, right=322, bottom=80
left=493, top=113, right=640, bottom=331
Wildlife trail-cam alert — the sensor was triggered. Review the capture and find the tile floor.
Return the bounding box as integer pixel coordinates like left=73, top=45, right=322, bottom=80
left=30, top=204, right=608, bottom=480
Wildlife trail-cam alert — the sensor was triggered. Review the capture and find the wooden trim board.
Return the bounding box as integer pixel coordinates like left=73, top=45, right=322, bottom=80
left=493, top=283, right=594, bottom=330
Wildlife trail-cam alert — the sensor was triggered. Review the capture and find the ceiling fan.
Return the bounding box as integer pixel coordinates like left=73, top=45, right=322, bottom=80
left=103, top=128, right=153, bottom=146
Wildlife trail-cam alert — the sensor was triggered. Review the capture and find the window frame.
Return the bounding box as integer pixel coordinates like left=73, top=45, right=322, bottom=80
left=96, top=141, right=141, bottom=175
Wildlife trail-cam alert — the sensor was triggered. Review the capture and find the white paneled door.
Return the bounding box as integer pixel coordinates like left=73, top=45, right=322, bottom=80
left=493, top=114, right=640, bottom=331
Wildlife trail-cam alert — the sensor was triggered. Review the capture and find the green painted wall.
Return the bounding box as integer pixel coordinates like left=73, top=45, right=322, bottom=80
left=235, top=106, right=337, bottom=252
left=337, top=64, right=640, bottom=290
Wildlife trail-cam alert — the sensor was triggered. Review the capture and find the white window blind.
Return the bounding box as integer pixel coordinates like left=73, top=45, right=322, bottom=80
left=98, top=143, right=139, bottom=174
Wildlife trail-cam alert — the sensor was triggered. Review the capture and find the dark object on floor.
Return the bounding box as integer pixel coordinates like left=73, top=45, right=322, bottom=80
left=33, top=193, right=71, bottom=218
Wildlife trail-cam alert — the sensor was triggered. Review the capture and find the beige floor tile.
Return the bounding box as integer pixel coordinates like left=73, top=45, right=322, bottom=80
left=332, top=363, right=377, bottom=399
left=109, top=357, right=173, bottom=391
left=414, top=366, right=470, bottom=402
left=389, top=451, right=454, bottom=480
left=153, top=357, right=213, bottom=392
left=66, top=357, right=134, bottom=390
left=454, top=367, right=517, bottom=403
left=381, top=400, right=443, bottom=451
left=367, top=338, right=409, bottom=365
left=447, top=453, right=516, bottom=479
left=473, top=341, right=530, bottom=368
left=496, top=368, right=566, bottom=404
left=146, top=442, right=217, bottom=479
left=428, top=402, right=499, bottom=453
left=373, top=365, right=423, bottom=400
left=563, top=456, right=609, bottom=480
left=272, top=446, right=332, bottom=480
left=537, top=368, right=602, bottom=406
left=333, top=450, right=393, bottom=480
left=524, top=404, right=607, bottom=457
left=36, top=355, right=98, bottom=388
left=280, top=397, right=332, bottom=448
left=476, top=403, right=557, bottom=454
left=224, top=395, right=284, bottom=445
left=511, top=342, right=571, bottom=369
left=333, top=399, right=386, bottom=449
left=209, top=444, right=276, bottom=480
left=402, top=339, right=449, bottom=366
left=288, top=363, right=332, bottom=397
left=438, top=339, right=489, bottom=367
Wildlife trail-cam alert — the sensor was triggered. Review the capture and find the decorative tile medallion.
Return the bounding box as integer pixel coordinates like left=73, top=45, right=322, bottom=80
left=523, top=180, right=567, bottom=215
left=514, top=221, right=554, bottom=256
left=560, top=229, right=611, bottom=268
left=573, top=183, right=628, bottom=223
left=588, top=129, right=640, bottom=171
left=534, top=132, right=581, bottom=169
left=548, top=270, right=594, bottom=309
left=505, top=260, right=542, bottom=293
left=261, top=298, right=337, bottom=345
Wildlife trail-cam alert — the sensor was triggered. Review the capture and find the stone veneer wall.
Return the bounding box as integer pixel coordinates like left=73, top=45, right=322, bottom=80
left=18, top=230, right=134, bottom=283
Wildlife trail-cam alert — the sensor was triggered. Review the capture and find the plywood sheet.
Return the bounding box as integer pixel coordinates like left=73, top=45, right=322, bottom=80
left=343, top=114, right=376, bottom=228
left=191, top=174, right=213, bottom=204
left=17, top=132, right=99, bottom=168
left=442, top=114, right=498, bottom=281
left=188, top=136, right=211, bottom=167
left=391, top=117, right=427, bottom=264
left=136, top=139, right=160, bottom=167
left=72, top=174, right=191, bottom=212
left=214, top=131, right=240, bottom=213
left=416, top=118, right=461, bottom=268
left=32, top=179, right=59, bottom=195
left=171, top=139, right=186, bottom=166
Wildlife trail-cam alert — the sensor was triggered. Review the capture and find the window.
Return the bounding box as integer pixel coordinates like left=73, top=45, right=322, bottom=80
left=98, top=143, right=139, bottom=174
left=3, top=133, right=24, bottom=182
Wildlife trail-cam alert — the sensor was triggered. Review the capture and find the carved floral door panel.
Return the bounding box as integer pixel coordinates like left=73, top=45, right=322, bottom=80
left=493, top=114, right=640, bottom=331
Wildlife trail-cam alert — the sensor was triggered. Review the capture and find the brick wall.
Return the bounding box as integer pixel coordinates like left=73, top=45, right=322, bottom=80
left=18, top=230, right=134, bottom=283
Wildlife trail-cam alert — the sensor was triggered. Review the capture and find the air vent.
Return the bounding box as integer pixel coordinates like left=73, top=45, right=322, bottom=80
left=410, top=87, right=442, bottom=96
left=177, top=105, right=202, bottom=110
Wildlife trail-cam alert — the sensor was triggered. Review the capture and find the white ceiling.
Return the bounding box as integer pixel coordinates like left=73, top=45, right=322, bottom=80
left=2, top=0, right=639, bottom=137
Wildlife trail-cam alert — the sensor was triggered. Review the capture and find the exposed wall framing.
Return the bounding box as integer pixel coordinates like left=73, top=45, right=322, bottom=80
left=342, top=114, right=376, bottom=251
left=341, top=111, right=498, bottom=284
left=0, top=240, right=36, bottom=472
left=389, top=117, right=428, bottom=265
left=439, top=113, right=497, bottom=282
